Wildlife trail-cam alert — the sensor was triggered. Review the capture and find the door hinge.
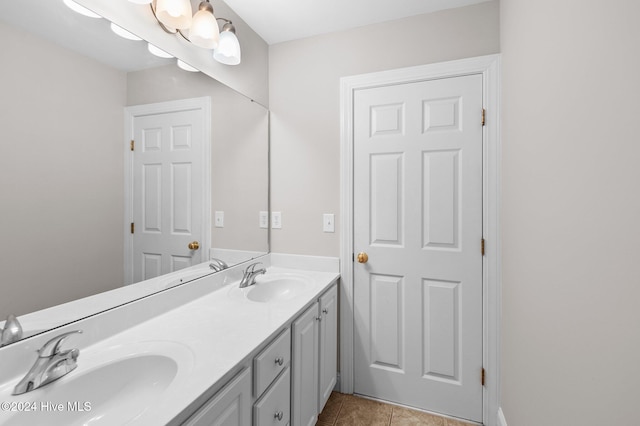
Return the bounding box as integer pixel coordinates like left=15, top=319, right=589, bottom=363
left=130, top=222, right=134, bottom=234
left=130, top=140, right=135, bottom=151
left=482, top=108, right=486, bottom=126
left=481, top=238, right=485, bottom=256
left=481, top=368, right=486, bottom=386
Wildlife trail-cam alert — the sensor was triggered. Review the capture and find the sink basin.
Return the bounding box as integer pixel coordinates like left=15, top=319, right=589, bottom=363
left=245, top=275, right=312, bottom=303
left=1, top=342, right=192, bottom=426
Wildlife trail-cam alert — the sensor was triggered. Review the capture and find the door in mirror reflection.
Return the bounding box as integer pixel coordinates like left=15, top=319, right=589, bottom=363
left=127, top=98, right=210, bottom=283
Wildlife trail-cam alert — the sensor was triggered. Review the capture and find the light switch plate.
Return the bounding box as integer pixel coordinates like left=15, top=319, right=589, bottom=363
left=272, top=212, right=282, bottom=229
left=214, top=211, right=224, bottom=228
left=323, top=213, right=335, bottom=233
left=259, top=211, right=269, bottom=229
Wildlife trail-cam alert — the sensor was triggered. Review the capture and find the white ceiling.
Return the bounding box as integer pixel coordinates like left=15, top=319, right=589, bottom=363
left=223, top=0, right=492, bottom=45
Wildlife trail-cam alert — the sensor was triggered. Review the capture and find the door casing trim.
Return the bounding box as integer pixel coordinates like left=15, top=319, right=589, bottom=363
left=339, top=54, right=501, bottom=426
left=123, top=96, right=212, bottom=285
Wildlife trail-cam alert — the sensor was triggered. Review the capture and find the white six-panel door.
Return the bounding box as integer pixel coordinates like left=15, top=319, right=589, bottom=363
left=353, top=74, right=483, bottom=422
left=127, top=99, right=209, bottom=284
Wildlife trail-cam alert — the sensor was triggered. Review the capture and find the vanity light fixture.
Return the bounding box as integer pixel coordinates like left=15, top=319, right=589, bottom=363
left=63, top=0, right=239, bottom=69
left=129, top=0, right=241, bottom=65
left=155, top=0, right=193, bottom=30
left=213, top=22, right=240, bottom=65
left=190, top=1, right=220, bottom=49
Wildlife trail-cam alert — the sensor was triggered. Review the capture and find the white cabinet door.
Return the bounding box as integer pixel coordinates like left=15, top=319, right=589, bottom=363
left=184, top=367, right=252, bottom=426
left=318, top=284, right=338, bottom=412
left=291, top=302, right=319, bottom=426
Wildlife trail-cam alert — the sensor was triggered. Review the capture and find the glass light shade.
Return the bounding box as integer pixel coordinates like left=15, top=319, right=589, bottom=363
left=63, top=0, right=101, bottom=18
left=189, top=6, right=220, bottom=49
left=110, top=23, right=142, bottom=41
left=177, top=60, right=199, bottom=72
left=128, top=0, right=153, bottom=3
left=147, top=43, right=173, bottom=58
left=213, top=30, right=241, bottom=65
left=155, top=0, right=192, bottom=30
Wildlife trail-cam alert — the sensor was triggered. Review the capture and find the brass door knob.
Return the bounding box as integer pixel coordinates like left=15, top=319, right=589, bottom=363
left=188, top=241, right=200, bottom=250
left=357, top=252, right=369, bottom=263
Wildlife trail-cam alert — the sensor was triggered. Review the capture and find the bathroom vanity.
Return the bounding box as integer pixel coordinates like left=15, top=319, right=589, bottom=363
left=182, top=281, right=338, bottom=426
left=0, top=255, right=339, bottom=426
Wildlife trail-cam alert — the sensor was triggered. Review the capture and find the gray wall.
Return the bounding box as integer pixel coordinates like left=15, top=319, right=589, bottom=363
left=0, top=22, right=126, bottom=318
left=268, top=1, right=500, bottom=256
left=500, top=0, right=640, bottom=424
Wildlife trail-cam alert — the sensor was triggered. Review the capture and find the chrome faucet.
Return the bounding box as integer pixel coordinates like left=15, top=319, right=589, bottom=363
left=209, top=258, right=229, bottom=272
left=13, top=330, right=82, bottom=395
left=239, top=262, right=266, bottom=288
left=0, top=315, right=23, bottom=347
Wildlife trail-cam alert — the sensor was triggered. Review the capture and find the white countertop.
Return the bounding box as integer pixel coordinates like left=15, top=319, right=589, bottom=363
left=0, top=264, right=339, bottom=425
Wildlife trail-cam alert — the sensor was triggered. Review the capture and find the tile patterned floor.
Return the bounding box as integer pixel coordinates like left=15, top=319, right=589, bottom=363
left=317, top=392, right=477, bottom=426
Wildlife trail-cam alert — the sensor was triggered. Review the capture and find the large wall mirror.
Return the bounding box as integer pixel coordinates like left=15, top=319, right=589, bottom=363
left=0, top=1, right=268, bottom=346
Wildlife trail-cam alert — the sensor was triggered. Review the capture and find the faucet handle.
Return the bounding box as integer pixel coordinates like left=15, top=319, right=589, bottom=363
left=209, top=258, right=229, bottom=271
left=38, top=330, right=82, bottom=358
left=245, top=262, right=263, bottom=273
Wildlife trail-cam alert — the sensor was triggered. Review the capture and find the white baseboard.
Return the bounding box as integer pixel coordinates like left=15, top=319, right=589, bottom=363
left=497, top=408, right=508, bottom=426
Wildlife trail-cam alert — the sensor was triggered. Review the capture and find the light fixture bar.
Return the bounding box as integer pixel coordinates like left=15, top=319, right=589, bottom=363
left=132, top=0, right=242, bottom=65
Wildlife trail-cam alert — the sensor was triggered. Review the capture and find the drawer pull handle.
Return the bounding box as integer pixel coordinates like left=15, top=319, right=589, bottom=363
left=274, top=357, right=284, bottom=366
left=274, top=411, right=284, bottom=421
left=315, top=316, right=322, bottom=322
left=322, top=308, right=328, bottom=314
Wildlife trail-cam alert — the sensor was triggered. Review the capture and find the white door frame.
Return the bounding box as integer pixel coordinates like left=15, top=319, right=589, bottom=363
left=123, top=96, right=212, bottom=285
left=340, top=55, right=501, bottom=426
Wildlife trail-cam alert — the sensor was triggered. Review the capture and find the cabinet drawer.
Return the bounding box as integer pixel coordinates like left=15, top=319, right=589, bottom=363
left=254, top=367, right=291, bottom=426
left=254, top=328, right=291, bottom=396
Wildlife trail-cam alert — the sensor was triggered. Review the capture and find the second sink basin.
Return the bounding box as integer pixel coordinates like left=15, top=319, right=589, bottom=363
left=243, top=273, right=313, bottom=303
